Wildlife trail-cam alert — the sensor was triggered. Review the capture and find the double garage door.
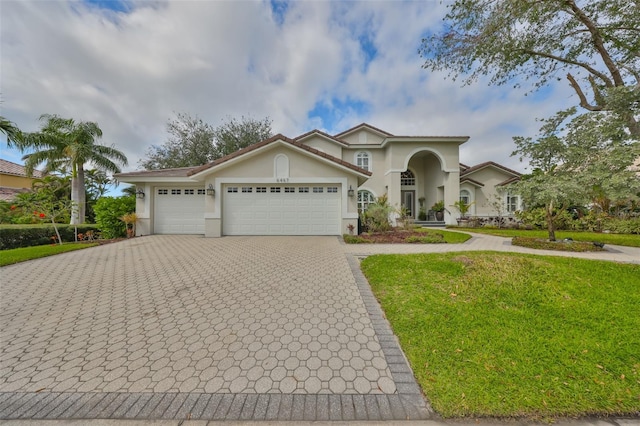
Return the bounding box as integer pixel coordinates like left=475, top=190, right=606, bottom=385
left=223, top=184, right=341, bottom=235
left=153, top=184, right=341, bottom=235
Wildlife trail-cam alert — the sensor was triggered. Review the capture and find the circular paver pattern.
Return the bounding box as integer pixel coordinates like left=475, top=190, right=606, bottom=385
left=0, top=236, right=395, bottom=395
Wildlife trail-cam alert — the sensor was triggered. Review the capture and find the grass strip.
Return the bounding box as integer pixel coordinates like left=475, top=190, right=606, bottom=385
left=362, top=252, right=640, bottom=419
left=454, top=228, right=640, bottom=247
left=0, top=243, right=99, bottom=266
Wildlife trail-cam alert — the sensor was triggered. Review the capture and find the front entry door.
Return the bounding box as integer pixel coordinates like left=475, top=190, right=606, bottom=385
left=401, top=190, right=415, bottom=218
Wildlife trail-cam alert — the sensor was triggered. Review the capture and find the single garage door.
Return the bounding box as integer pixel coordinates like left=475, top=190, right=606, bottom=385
left=154, top=187, right=205, bottom=234
left=223, top=184, right=341, bottom=235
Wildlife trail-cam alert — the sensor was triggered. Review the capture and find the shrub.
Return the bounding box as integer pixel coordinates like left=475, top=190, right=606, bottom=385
left=361, top=194, right=393, bottom=233
left=603, top=217, right=640, bottom=234
left=343, top=234, right=371, bottom=244
left=94, top=195, right=135, bottom=239
left=0, top=224, right=100, bottom=250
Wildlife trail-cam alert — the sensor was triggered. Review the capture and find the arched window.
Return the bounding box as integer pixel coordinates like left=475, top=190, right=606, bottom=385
left=355, top=151, right=371, bottom=171
left=357, top=190, right=375, bottom=213
left=401, top=170, right=415, bottom=186
left=506, top=193, right=520, bottom=213
left=460, top=189, right=471, bottom=204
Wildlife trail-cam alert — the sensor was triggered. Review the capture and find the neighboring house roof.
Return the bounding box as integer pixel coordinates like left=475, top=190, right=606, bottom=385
left=460, top=161, right=521, bottom=178
left=459, top=163, right=470, bottom=171
left=187, top=134, right=372, bottom=178
left=0, top=187, right=30, bottom=202
left=0, top=158, right=44, bottom=178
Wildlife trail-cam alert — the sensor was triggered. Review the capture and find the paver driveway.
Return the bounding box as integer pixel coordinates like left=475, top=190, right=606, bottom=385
left=0, top=236, right=429, bottom=421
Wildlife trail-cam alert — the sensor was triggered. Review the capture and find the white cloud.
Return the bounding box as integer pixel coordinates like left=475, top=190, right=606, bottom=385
left=1, top=0, right=577, bottom=175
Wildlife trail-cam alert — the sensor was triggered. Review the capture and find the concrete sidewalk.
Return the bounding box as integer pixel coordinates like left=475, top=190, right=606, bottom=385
left=343, top=230, right=640, bottom=264
left=0, top=417, right=639, bottom=425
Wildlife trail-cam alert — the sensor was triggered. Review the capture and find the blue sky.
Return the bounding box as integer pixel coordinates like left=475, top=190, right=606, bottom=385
left=1, top=0, right=576, bottom=177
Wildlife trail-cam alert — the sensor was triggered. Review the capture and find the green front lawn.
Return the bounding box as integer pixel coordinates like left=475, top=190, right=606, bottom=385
left=455, top=228, right=640, bottom=247
left=362, top=252, right=640, bottom=419
left=0, top=243, right=99, bottom=266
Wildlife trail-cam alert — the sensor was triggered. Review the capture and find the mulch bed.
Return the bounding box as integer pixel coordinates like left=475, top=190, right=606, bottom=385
left=346, top=229, right=445, bottom=244
left=512, top=236, right=605, bottom=252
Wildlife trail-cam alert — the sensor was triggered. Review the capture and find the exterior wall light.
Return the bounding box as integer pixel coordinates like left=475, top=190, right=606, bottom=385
left=348, top=185, right=355, bottom=197
left=206, top=184, right=215, bottom=197
left=136, top=188, right=145, bottom=199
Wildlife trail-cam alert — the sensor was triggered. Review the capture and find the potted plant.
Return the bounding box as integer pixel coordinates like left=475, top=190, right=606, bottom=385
left=120, top=212, right=138, bottom=238
left=431, top=200, right=445, bottom=221
left=452, top=200, right=474, bottom=226
left=418, top=208, right=427, bottom=221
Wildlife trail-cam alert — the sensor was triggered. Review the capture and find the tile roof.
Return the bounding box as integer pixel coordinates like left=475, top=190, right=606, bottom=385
left=333, top=123, right=394, bottom=138
left=0, top=159, right=44, bottom=178
left=294, top=129, right=350, bottom=146
left=498, top=176, right=521, bottom=186
left=115, top=166, right=197, bottom=178
left=460, top=161, right=521, bottom=178
left=460, top=177, right=484, bottom=187
left=0, top=187, right=30, bottom=202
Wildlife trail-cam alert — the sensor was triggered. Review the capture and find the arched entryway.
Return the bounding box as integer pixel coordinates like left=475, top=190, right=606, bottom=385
left=402, top=150, right=446, bottom=221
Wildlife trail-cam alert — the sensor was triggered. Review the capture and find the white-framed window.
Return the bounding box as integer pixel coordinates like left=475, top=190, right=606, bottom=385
left=355, top=151, right=371, bottom=171
left=227, top=187, right=238, bottom=193
left=256, top=187, right=267, bottom=193
left=313, top=187, right=323, bottom=193
left=284, top=187, right=295, bottom=193
left=327, top=187, right=338, bottom=193
left=158, top=189, right=168, bottom=195
left=242, top=187, right=252, bottom=193
left=171, top=189, right=181, bottom=195
left=184, top=189, right=195, bottom=195
left=197, top=189, right=205, bottom=195
left=298, top=187, right=309, bottom=193
left=460, top=190, right=471, bottom=205
left=270, top=187, right=281, bottom=193
left=401, top=170, right=415, bottom=186
left=358, top=190, right=376, bottom=213
left=506, top=194, right=520, bottom=213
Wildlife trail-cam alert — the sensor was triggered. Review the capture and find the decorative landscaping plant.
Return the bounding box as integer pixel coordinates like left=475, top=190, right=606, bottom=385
left=431, top=200, right=445, bottom=221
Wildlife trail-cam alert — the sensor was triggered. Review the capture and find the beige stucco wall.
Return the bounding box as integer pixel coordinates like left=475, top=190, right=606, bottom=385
left=200, top=144, right=362, bottom=237
left=339, top=129, right=385, bottom=145
left=463, top=167, right=515, bottom=216
left=0, top=174, right=35, bottom=189
left=299, top=136, right=343, bottom=158
left=342, top=147, right=386, bottom=198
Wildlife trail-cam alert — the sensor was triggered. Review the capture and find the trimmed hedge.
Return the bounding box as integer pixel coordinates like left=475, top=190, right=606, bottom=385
left=0, top=224, right=101, bottom=250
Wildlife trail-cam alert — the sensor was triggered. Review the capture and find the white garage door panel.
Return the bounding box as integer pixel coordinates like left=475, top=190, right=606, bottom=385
left=223, top=185, right=341, bottom=235
left=154, top=188, right=205, bottom=234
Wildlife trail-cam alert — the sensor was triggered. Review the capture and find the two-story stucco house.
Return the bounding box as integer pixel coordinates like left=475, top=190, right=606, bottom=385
left=116, top=123, right=521, bottom=237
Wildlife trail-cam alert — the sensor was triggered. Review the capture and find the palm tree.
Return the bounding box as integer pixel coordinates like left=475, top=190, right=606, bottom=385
left=15, top=114, right=128, bottom=224
left=1, top=116, right=21, bottom=144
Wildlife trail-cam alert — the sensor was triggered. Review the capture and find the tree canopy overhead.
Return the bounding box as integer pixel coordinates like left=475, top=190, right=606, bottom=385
left=420, top=0, right=640, bottom=135
left=139, top=114, right=273, bottom=170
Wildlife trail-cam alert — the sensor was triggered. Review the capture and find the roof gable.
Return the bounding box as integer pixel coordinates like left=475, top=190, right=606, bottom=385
left=460, top=161, right=521, bottom=178
left=333, top=123, right=394, bottom=139
left=294, top=130, right=349, bottom=146
left=188, top=134, right=371, bottom=178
